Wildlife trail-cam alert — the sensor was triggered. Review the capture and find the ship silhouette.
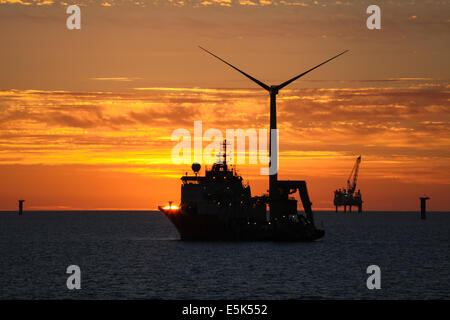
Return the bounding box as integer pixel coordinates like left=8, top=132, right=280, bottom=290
left=159, top=47, right=348, bottom=241
left=159, top=140, right=324, bottom=241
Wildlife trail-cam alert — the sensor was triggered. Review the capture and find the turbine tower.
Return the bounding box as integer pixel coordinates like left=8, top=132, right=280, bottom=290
left=199, top=46, right=348, bottom=212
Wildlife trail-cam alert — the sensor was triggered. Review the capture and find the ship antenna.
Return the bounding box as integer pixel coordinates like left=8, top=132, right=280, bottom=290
left=223, top=139, right=227, bottom=165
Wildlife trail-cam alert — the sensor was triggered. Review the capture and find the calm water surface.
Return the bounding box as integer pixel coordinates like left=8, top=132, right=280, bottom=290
left=0, top=211, right=449, bottom=299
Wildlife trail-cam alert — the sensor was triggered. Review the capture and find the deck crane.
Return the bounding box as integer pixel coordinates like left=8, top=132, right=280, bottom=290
left=347, top=155, right=361, bottom=195
left=334, top=156, right=363, bottom=213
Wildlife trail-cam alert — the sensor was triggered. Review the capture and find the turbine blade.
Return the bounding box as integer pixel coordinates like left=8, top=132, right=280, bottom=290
left=276, top=50, right=349, bottom=90
left=199, top=46, right=270, bottom=91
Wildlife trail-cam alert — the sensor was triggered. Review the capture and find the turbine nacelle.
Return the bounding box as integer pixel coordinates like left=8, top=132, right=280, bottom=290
left=269, top=85, right=279, bottom=95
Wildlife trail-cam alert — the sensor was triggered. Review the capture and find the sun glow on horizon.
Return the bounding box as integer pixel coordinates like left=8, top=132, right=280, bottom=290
left=0, top=86, right=448, bottom=211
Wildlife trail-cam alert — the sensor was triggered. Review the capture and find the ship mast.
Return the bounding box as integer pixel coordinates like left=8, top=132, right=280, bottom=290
left=222, top=139, right=227, bottom=165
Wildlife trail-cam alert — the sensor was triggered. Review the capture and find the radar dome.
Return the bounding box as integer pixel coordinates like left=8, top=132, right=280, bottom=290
left=192, top=162, right=201, bottom=173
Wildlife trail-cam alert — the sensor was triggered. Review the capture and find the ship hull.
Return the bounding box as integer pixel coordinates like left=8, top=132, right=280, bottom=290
left=160, top=209, right=324, bottom=242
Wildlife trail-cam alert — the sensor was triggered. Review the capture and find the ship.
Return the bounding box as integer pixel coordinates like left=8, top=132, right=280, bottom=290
left=159, top=140, right=324, bottom=241
left=159, top=46, right=349, bottom=241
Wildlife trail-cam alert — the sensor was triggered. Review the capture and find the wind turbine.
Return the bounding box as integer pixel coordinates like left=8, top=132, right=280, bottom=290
left=199, top=46, right=348, bottom=205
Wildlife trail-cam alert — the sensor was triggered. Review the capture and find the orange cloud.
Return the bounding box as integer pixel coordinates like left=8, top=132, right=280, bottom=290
left=0, top=86, right=448, bottom=211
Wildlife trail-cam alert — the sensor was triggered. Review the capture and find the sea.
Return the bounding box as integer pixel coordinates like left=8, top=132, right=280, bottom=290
left=0, top=211, right=449, bottom=300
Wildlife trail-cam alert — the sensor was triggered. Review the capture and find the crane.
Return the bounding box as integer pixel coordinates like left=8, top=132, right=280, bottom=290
left=334, top=156, right=363, bottom=213
left=347, top=156, right=361, bottom=196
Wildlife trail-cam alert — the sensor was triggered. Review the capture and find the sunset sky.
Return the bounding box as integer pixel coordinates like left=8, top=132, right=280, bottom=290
left=1, top=0, right=449, bottom=211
